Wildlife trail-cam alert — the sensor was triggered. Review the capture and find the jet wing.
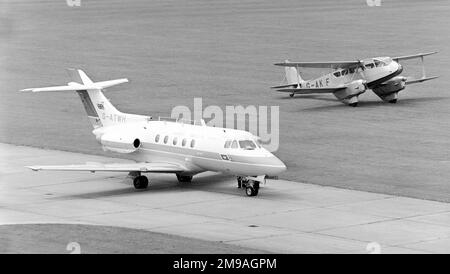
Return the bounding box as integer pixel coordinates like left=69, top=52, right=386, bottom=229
left=276, top=87, right=346, bottom=94
left=274, top=61, right=361, bottom=69
left=27, top=162, right=186, bottom=173
left=393, top=51, right=437, bottom=61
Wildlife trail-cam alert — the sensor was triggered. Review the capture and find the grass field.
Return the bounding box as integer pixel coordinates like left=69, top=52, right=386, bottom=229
left=1, top=0, right=449, bottom=202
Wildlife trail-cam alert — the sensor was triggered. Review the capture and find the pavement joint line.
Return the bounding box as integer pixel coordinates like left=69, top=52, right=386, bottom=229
left=314, top=221, right=450, bottom=246
left=310, top=215, right=427, bottom=235
left=322, top=201, right=450, bottom=220
left=221, top=232, right=299, bottom=245
left=389, top=234, right=450, bottom=250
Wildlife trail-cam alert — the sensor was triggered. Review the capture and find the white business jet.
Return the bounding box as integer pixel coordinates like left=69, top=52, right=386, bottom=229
left=21, top=69, right=286, bottom=196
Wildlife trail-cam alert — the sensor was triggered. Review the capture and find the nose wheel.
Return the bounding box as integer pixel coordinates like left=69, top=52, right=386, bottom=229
left=237, top=177, right=259, bottom=196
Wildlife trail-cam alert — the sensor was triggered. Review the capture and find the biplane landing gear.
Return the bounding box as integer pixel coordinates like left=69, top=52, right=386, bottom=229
left=349, top=102, right=358, bottom=107
left=133, top=175, right=149, bottom=189
left=290, top=93, right=295, bottom=98
left=389, top=99, right=397, bottom=104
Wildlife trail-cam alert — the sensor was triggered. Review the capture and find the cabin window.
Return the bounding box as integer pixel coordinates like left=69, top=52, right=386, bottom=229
left=374, top=59, right=387, bottom=67
left=173, top=137, right=178, bottom=146
left=231, top=140, right=238, bottom=149
left=155, top=134, right=160, bottom=143
left=341, top=69, right=348, bottom=76
left=164, top=136, right=168, bottom=144
left=239, top=140, right=257, bottom=150
left=190, top=139, right=196, bottom=148
left=182, top=138, right=187, bottom=147
left=333, top=71, right=341, bottom=77
left=224, top=140, right=231, bottom=148
left=365, top=63, right=374, bottom=69
left=349, top=67, right=355, bottom=73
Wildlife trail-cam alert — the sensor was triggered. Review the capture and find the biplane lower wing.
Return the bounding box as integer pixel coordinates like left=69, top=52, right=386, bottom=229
left=276, top=87, right=346, bottom=94
left=405, top=76, right=439, bottom=85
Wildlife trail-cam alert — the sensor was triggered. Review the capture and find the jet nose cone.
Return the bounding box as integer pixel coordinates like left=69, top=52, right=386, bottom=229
left=267, top=155, right=287, bottom=175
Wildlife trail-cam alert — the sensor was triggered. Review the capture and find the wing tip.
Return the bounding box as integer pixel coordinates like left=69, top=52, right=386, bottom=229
left=26, top=166, right=40, bottom=171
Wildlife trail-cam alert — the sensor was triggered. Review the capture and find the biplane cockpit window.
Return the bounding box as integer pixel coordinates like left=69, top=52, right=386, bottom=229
left=349, top=67, right=356, bottom=73
left=341, top=69, right=348, bottom=76
left=333, top=71, right=341, bottom=77
left=365, top=63, right=375, bottom=69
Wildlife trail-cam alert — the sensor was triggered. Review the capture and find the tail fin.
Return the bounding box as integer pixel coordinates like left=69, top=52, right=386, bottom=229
left=284, top=60, right=304, bottom=85
left=21, top=69, right=148, bottom=129
left=67, top=69, right=124, bottom=128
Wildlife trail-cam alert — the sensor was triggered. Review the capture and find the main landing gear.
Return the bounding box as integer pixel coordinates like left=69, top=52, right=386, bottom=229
left=176, top=174, right=193, bottom=183
left=349, top=102, right=358, bottom=107
left=237, top=176, right=260, bottom=197
left=133, top=175, right=149, bottom=189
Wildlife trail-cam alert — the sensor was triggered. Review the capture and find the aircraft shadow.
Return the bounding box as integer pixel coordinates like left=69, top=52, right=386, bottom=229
left=54, top=173, right=233, bottom=200
left=300, top=96, right=449, bottom=112
left=276, top=94, right=338, bottom=102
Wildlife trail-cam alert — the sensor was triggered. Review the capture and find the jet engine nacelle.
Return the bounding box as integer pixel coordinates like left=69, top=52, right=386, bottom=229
left=333, top=79, right=367, bottom=106
left=98, top=132, right=141, bottom=154
left=372, top=76, right=406, bottom=103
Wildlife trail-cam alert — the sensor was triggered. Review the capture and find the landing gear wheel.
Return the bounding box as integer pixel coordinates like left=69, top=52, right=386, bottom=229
left=176, top=174, right=193, bottom=183
left=349, top=102, right=358, bottom=107
left=244, top=180, right=259, bottom=197
left=133, top=175, right=148, bottom=189
left=389, top=99, right=397, bottom=104
left=290, top=93, right=295, bottom=98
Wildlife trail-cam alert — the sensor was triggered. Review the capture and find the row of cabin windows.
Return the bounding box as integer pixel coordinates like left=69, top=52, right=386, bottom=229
left=154, top=134, right=196, bottom=148
left=224, top=139, right=260, bottom=150
left=333, top=59, right=388, bottom=77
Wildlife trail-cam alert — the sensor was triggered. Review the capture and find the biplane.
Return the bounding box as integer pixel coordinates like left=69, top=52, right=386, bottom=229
left=272, top=52, right=438, bottom=106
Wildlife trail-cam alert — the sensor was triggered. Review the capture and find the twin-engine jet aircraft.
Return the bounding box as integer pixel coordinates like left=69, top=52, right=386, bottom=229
left=272, top=52, right=438, bottom=106
left=21, top=69, right=286, bottom=196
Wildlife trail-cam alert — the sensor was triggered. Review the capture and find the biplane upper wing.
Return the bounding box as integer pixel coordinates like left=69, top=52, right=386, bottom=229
left=392, top=51, right=438, bottom=61
left=274, top=60, right=361, bottom=69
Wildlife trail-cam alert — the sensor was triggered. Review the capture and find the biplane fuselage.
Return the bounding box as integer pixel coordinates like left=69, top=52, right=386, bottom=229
left=300, top=57, right=402, bottom=90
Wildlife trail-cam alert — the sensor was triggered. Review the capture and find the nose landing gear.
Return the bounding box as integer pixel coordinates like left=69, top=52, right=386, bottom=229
left=237, top=176, right=260, bottom=197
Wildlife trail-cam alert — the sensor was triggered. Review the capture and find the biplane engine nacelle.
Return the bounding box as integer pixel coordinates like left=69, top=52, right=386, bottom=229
left=333, top=79, right=367, bottom=106
left=372, top=76, right=406, bottom=103
left=97, top=131, right=141, bottom=154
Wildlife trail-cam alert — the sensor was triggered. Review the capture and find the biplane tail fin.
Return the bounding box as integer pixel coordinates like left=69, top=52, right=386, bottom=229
left=284, top=60, right=304, bottom=85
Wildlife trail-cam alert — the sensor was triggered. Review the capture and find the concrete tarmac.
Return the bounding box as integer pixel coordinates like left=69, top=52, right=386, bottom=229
left=1, top=143, right=449, bottom=253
